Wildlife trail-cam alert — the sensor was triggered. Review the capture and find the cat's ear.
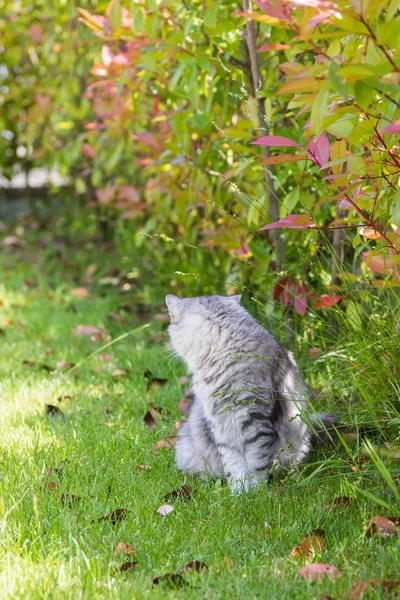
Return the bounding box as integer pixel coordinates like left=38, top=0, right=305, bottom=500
left=230, top=295, right=242, bottom=304
left=165, top=294, right=183, bottom=321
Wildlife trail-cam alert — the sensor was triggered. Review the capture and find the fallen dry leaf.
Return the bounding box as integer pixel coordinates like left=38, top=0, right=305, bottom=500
left=114, top=542, right=135, bottom=555
left=290, top=535, right=325, bottom=560
left=175, top=420, right=183, bottom=430
left=60, top=493, right=80, bottom=507
left=72, top=324, right=105, bottom=339
left=365, top=516, right=398, bottom=538
left=144, top=407, right=162, bottom=429
left=120, top=561, right=138, bottom=573
left=156, top=504, right=174, bottom=517
left=112, top=368, right=128, bottom=378
left=40, top=481, right=59, bottom=492
left=57, top=395, right=72, bottom=402
left=56, top=360, right=74, bottom=370
left=324, top=496, right=352, bottom=510
left=152, top=436, right=177, bottom=451
left=349, top=579, right=400, bottom=600
left=98, top=508, right=131, bottom=525
left=136, top=465, right=152, bottom=470
left=152, top=572, right=187, bottom=588
left=298, top=563, right=342, bottom=583
left=178, top=400, right=191, bottom=414
left=98, top=353, right=113, bottom=361
left=23, top=360, right=52, bottom=372
left=164, top=484, right=192, bottom=502
left=45, top=404, right=64, bottom=418
left=147, top=377, right=168, bottom=392
left=180, top=560, right=208, bottom=573
left=70, top=287, right=89, bottom=298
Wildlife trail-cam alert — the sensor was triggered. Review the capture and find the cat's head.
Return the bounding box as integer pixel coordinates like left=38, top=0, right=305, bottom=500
left=165, top=294, right=242, bottom=370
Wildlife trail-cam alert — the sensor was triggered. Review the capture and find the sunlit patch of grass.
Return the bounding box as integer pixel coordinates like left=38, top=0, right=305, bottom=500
left=0, top=238, right=399, bottom=599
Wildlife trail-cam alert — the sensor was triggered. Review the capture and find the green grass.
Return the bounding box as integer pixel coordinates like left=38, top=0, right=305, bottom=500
left=0, top=235, right=399, bottom=600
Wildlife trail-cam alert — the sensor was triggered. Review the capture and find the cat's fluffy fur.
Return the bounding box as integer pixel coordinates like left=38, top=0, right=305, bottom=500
left=166, top=294, right=330, bottom=493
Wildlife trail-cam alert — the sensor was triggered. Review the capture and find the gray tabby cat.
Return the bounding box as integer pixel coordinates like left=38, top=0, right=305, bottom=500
left=166, top=294, right=332, bottom=493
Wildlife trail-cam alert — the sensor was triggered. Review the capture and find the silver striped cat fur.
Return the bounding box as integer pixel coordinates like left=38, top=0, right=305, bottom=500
left=166, top=294, right=333, bottom=493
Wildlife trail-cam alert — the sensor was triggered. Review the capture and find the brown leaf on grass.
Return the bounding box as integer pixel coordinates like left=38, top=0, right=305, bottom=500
left=98, top=353, right=113, bottom=361
left=57, top=395, right=72, bottom=402
left=178, top=400, right=191, bottom=414
left=136, top=464, right=152, bottom=471
left=40, top=481, right=59, bottom=492
left=298, top=563, right=342, bottom=582
left=56, top=360, right=74, bottom=370
left=175, top=420, right=183, bottom=430
left=147, top=377, right=168, bottom=392
left=152, top=436, right=177, bottom=451
left=60, top=493, right=80, bottom=507
left=70, top=287, right=89, bottom=298
left=324, top=496, right=352, bottom=510
left=290, top=535, right=325, bottom=560
left=114, top=542, right=135, bottom=554
left=144, top=407, right=162, bottom=429
left=23, top=360, right=52, bottom=372
left=164, top=485, right=192, bottom=502
left=98, top=508, right=132, bottom=525
left=156, top=504, right=174, bottom=517
left=320, top=596, right=335, bottom=600
left=45, top=404, right=65, bottom=418
left=72, top=325, right=106, bottom=339
left=180, top=560, right=208, bottom=573
left=365, top=516, right=398, bottom=538
left=120, top=561, right=138, bottom=572
left=112, top=369, right=128, bottom=378
left=152, top=573, right=187, bottom=588
left=349, top=579, right=400, bottom=600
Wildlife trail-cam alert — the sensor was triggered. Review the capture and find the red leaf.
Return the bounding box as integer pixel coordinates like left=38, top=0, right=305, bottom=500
left=114, top=541, right=135, bottom=554
left=273, top=277, right=290, bottom=301
left=362, top=251, right=396, bottom=274
left=283, top=279, right=291, bottom=306
left=258, top=43, right=291, bottom=52
left=178, top=400, right=191, bottom=414
left=298, top=563, right=342, bottom=582
left=365, top=516, right=398, bottom=538
left=324, top=496, right=352, bottom=510
left=253, top=0, right=290, bottom=19
left=382, top=121, right=400, bottom=134
left=307, top=135, right=330, bottom=167
left=252, top=135, right=299, bottom=147
left=314, top=294, right=341, bottom=309
left=294, top=281, right=309, bottom=316
left=81, top=143, right=96, bottom=159
left=258, top=214, right=316, bottom=230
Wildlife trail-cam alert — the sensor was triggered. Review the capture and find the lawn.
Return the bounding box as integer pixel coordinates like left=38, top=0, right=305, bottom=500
left=0, top=234, right=399, bottom=600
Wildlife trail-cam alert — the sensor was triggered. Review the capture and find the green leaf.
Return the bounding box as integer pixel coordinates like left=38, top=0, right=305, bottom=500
left=328, top=62, right=349, bottom=99
left=108, top=0, right=122, bottom=32
left=390, top=192, right=400, bottom=227
left=204, top=0, right=222, bottom=29
left=354, top=80, right=374, bottom=111
left=310, top=82, right=329, bottom=134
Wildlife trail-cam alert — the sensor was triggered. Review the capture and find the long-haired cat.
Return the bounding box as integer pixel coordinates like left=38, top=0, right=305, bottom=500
left=166, top=294, right=333, bottom=493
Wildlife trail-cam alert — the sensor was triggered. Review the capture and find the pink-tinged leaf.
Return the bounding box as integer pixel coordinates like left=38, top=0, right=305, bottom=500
left=81, top=143, right=96, bottom=159
left=294, top=282, right=309, bottom=316
left=252, top=135, right=299, bottom=147
left=307, top=10, right=335, bottom=28
left=298, top=563, right=342, bottom=582
left=258, top=214, right=316, bottom=230
left=95, top=184, right=118, bottom=205
left=30, top=24, right=42, bottom=43
left=307, top=135, right=330, bottom=167
left=273, top=277, right=290, bottom=301
left=261, top=154, right=308, bottom=165
left=156, top=504, right=174, bottom=517
left=253, top=0, right=290, bottom=19
left=258, top=43, right=291, bottom=52
left=101, top=45, right=113, bottom=67
left=314, top=294, right=341, bottom=309
left=362, top=251, right=395, bottom=274
left=118, top=185, right=139, bottom=203
left=112, top=53, right=131, bottom=66
left=382, top=121, right=400, bottom=134
left=291, top=0, right=337, bottom=7
left=339, top=199, right=353, bottom=209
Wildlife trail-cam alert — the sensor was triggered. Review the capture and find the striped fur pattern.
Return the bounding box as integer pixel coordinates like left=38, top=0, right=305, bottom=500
left=166, top=294, right=314, bottom=493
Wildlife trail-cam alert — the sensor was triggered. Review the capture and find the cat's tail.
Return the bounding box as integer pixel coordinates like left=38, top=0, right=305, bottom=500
left=308, top=413, right=337, bottom=445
